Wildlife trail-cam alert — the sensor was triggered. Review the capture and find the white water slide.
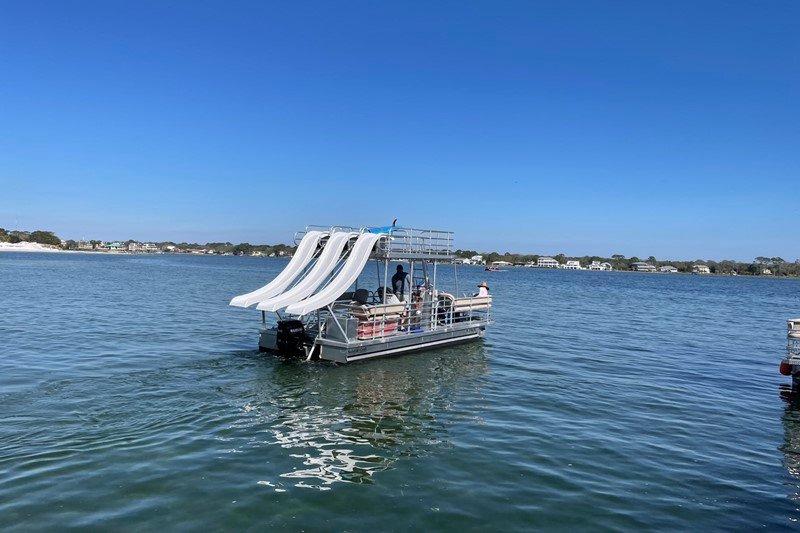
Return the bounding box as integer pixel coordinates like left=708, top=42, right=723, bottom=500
left=229, top=230, right=325, bottom=308
left=284, top=232, right=385, bottom=316
left=255, top=232, right=356, bottom=312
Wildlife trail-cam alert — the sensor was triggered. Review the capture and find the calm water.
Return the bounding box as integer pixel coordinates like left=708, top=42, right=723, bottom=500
left=2, top=253, right=800, bottom=530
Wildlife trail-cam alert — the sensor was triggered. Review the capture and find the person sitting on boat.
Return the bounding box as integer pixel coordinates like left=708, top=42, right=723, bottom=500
left=414, top=279, right=428, bottom=301
left=475, top=281, right=489, bottom=297
left=392, top=265, right=411, bottom=301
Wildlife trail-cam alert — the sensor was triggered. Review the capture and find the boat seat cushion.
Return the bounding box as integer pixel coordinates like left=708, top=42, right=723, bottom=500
left=350, top=302, right=406, bottom=321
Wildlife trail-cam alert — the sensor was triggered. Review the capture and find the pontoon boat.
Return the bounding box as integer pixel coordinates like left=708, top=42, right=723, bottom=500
left=230, top=225, right=493, bottom=363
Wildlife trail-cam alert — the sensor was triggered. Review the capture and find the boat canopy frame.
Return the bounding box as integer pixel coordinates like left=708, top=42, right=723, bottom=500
left=295, top=224, right=455, bottom=261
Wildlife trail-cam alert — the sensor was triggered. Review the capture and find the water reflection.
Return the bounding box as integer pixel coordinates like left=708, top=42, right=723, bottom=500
left=779, top=384, right=800, bottom=517
left=243, top=344, right=489, bottom=489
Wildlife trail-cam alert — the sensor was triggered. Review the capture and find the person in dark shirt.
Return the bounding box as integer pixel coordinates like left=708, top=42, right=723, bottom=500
left=391, top=265, right=410, bottom=301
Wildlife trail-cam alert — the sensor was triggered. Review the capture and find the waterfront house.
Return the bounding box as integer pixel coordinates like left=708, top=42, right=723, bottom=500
left=563, top=260, right=582, bottom=270
left=77, top=240, right=93, bottom=250
left=471, top=255, right=484, bottom=265
left=105, top=242, right=125, bottom=251
left=537, top=257, right=559, bottom=268
left=128, top=242, right=159, bottom=253
left=491, top=260, right=512, bottom=268
left=631, top=262, right=657, bottom=272
left=588, top=261, right=613, bottom=271
left=763, top=268, right=773, bottom=275
left=659, top=265, right=679, bottom=273
left=692, top=264, right=710, bottom=274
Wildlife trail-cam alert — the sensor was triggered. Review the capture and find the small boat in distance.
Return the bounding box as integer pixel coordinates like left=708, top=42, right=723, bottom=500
left=230, top=224, right=493, bottom=363
left=485, top=260, right=510, bottom=272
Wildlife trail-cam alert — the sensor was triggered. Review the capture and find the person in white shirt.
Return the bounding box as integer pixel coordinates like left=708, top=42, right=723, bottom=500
left=476, top=281, right=489, bottom=297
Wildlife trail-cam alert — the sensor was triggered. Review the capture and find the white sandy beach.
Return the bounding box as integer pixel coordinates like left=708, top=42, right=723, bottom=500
left=0, top=242, right=63, bottom=253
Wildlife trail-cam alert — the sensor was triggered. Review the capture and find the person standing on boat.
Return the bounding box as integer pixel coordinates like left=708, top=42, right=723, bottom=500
left=476, top=281, right=489, bottom=297
left=392, top=265, right=411, bottom=301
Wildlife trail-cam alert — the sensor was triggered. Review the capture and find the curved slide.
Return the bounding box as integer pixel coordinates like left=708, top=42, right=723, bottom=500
left=229, top=230, right=325, bottom=308
left=285, top=232, right=385, bottom=316
left=255, top=232, right=356, bottom=312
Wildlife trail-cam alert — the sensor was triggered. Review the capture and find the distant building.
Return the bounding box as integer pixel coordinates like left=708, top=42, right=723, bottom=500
left=128, top=242, right=159, bottom=253
left=562, top=260, right=582, bottom=270
left=588, top=261, right=613, bottom=271
left=471, top=255, right=484, bottom=264
left=631, top=262, right=656, bottom=272
left=491, top=260, right=512, bottom=267
left=105, top=242, right=124, bottom=251
left=537, top=257, right=559, bottom=268
left=763, top=268, right=773, bottom=275
left=659, top=265, right=679, bottom=273
left=78, top=240, right=93, bottom=250
left=692, top=264, right=710, bottom=274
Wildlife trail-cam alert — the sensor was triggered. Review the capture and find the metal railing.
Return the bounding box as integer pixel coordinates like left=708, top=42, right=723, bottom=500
left=373, top=227, right=454, bottom=259
left=788, top=319, right=800, bottom=361
left=294, top=225, right=454, bottom=258
left=321, top=291, right=492, bottom=344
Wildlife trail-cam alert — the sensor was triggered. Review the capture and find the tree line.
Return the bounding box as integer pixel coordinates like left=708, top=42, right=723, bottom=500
left=0, top=228, right=61, bottom=246
left=454, top=249, right=797, bottom=276
left=1, top=228, right=296, bottom=256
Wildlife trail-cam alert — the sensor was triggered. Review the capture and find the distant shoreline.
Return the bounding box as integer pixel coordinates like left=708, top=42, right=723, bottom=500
left=2, top=243, right=795, bottom=279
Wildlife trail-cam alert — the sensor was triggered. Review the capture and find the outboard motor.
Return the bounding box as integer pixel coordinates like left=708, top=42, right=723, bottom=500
left=276, top=319, right=307, bottom=358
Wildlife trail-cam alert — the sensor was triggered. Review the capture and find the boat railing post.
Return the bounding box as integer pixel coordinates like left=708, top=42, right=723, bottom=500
left=383, top=258, right=388, bottom=303
left=409, top=260, right=415, bottom=334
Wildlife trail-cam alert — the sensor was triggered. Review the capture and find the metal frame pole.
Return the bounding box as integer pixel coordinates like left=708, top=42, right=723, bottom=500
left=454, top=261, right=459, bottom=296
left=383, top=258, right=388, bottom=302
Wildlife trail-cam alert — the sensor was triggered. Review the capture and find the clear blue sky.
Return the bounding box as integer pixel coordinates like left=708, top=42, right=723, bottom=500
left=1, top=1, right=797, bottom=261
